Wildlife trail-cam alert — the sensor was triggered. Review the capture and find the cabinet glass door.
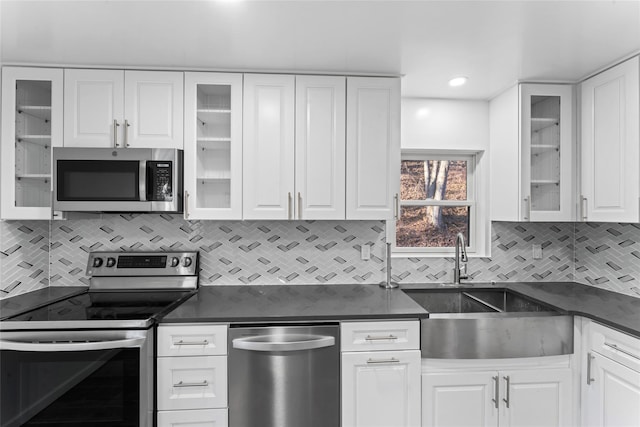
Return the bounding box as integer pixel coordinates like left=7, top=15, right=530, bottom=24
left=529, top=95, right=561, bottom=213
left=520, top=84, right=573, bottom=222
left=15, top=80, right=53, bottom=208
left=196, top=84, right=233, bottom=209
left=1, top=67, right=63, bottom=220
left=184, top=72, right=242, bottom=219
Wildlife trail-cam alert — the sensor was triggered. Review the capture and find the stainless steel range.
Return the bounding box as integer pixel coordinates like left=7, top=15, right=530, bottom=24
left=0, top=251, right=199, bottom=427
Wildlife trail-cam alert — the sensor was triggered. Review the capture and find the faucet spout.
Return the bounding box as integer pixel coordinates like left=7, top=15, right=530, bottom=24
left=453, top=232, right=469, bottom=284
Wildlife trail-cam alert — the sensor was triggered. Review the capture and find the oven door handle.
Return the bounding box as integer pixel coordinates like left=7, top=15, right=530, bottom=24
left=0, top=336, right=146, bottom=352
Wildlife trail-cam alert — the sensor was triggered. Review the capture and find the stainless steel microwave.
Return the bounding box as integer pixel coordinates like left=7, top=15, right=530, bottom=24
left=53, top=147, right=183, bottom=213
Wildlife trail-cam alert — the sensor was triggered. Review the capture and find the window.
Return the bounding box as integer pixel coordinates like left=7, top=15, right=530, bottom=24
left=393, top=152, right=477, bottom=255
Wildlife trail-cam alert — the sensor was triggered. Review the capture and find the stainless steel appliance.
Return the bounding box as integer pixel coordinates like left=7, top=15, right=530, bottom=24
left=228, top=324, right=340, bottom=427
left=0, top=251, right=198, bottom=427
left=53, top=147, right=183, bottom=212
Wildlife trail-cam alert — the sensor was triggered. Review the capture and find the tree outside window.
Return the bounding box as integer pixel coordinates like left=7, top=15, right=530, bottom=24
left=395, top=154, right=475, bottom=252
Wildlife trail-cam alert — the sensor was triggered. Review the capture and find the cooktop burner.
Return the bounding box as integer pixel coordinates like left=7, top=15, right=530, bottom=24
left=0, top=251, right=199, bottom=331
left=6, top=290, right=195, bottom=323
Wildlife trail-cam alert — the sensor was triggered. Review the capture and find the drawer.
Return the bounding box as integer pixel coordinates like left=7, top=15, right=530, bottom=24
left=341, top=320, right=419, bottom=352
left=157, top=356, right=227, bottom=410
left=158, top=324, right=227, bottom=357
left=588, top=321, right=640, bottom=372
left=157, top=409, right=228, bottom=427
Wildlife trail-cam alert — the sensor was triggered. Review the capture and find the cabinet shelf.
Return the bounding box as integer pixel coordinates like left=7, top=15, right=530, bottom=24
left=17, top=135, right=51, bottom=146
left=531, top=117, right=558, bottom=132
left=17, top=105, right=52, bottom=121
left=16, top=174, right=51, bottom=180
left=531, top=179, right=559, bottom=185
left=197, top=173, right=231, bottom=181
left=197, top=137, right=231, bottom=144
left=198, top=108, right=231, bottom=114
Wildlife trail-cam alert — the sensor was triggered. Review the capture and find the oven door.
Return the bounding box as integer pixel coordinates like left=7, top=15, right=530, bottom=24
left=0, top=329, right=153, bottom=427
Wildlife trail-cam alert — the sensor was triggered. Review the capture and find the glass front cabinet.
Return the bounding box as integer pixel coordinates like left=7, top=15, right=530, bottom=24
left=520, top=84, right=574, bottom=221
left=1, top=67, right=63, bottom=220
left=183, top=72, right=243, bottom=220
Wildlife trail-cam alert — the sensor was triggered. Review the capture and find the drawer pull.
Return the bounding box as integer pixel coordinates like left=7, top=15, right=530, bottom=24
left=173, top=340, right=209, bottom=346
left=367, top=357, right=399, bottom=364
left=365, top=334, right=398, bottom=341
left=173, top=380, right=209, bottom=388
left=604, top=342, right=640, bottom=361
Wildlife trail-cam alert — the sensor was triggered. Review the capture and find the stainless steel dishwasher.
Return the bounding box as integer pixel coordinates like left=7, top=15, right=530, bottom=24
left=228, top=324, right=340, bottom=427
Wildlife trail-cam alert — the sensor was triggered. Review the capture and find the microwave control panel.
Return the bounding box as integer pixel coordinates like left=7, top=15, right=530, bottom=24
left=147, top=161, right=173, bottom=201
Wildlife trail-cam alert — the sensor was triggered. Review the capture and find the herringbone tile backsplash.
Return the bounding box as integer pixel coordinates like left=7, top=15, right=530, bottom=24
left=2, top=216, right=640, bottom=299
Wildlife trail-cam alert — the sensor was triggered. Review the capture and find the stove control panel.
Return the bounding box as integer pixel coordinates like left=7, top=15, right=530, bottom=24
left=86, top=251, right=199, bottom=277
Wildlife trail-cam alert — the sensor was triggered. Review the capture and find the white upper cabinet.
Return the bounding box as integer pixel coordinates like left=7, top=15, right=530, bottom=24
left=242, top=73, right=296, bottom=220
left=580, top=55, right=640, bottom=222
left=1, top=67, right=63, bottom=220
left=295, top=75, right=346, bottom=220
left=490, top=83, right=575, bottom=222
left=183, top=72, right=243, bottom=220
left=64, top=69, right=183, bottom=149
left=243, top=74, right=349, bottom=220
left=346, top=77, right=401, bottom=220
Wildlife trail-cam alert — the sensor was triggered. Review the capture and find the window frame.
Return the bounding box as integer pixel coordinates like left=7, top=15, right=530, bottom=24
left=391, top=151, right=479, bottom=257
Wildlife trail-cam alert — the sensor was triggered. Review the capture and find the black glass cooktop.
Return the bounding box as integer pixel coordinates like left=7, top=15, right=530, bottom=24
left=6, top=290, right=195, bottom=323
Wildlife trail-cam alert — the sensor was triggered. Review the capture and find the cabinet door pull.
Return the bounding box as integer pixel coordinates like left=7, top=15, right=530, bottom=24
left=394, top=193, right=399, bottom=220
left=366, top=357, right=399, bottom=364
left=298, top=192, right=302, bottom=220
left=113, top=119, right=120, bottom=147
left=604, top=342, right=640, bottom=361
left=581, top=196, right=588, bottom=221
left=173, top=339, right=209, bottom=346
left=365, top=334, right=398, bottom=341
left=288, top=192, right=293, bottom=220
left=523, top=196, right=531, bottom=221
left=124, top=119, right=130, bottom=147
left=492, top=375, right=499, bottom=409
left=173, top=380, right=209, bottom=388
left=184, top=191, right=190, bottom=219
left=587, top=352, right=595, bottom=385
left=502, top=375, right=510, bottom=408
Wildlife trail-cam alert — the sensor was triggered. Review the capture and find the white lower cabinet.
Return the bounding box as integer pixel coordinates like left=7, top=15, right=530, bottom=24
left=157, top=324, right=228, bottom=427
left=422, top=365, right=572, bottom=427
left=341, top=320, right=421, bottom=427
left=157, top=409, right=228, bottom=427
left=582, top=320, right=640, bottom=427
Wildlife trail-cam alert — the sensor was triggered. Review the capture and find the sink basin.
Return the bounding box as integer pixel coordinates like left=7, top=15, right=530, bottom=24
left=403, top=288, right=573, bottom=359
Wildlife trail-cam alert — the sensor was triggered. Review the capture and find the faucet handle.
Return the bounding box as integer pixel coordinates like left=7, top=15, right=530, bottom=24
left=460, top=263, right=469, bottom=280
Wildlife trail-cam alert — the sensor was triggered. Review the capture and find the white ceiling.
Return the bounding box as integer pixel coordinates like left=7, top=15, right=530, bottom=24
left=1, top=0, right=639, bottom=100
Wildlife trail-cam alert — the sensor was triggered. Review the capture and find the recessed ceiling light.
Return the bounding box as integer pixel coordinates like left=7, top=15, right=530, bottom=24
left=448, top=76, right=468, bottom=87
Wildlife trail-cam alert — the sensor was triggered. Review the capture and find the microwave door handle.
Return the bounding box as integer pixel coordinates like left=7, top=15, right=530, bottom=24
left=0, top=337, right=146, bottom=352
left=140, top=160, right=147, bottom=202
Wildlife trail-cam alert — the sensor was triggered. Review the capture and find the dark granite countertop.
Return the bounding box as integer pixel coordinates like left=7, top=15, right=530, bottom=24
left=0, top=286, right=87, bottom=320
left=2, top=282, right=639, bottom=340
left=401, top=281, right=640, bottom=338
left=160, top=284, right=428, bottom=323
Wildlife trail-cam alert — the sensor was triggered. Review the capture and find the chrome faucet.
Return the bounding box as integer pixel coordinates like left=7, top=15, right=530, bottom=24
left=453, top=232, right=469, bottom=284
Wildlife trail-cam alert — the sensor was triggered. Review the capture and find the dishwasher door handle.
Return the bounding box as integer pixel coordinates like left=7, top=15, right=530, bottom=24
left=232, top=334, right=335, bottom=352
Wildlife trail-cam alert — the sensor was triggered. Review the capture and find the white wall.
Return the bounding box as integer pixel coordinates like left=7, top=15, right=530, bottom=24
left=400, top=98, right=491, bottom=256
left=401, top=98, right=489, bottom=150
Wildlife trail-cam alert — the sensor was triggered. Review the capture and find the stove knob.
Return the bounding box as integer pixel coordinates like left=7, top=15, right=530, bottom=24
left=106, top=257, right=117, bottom=268
left=182, top=257, right=193, bottom=268
left=170, top=257, right=180, bottom=267
left=92, top=257, right=104, bottom=268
